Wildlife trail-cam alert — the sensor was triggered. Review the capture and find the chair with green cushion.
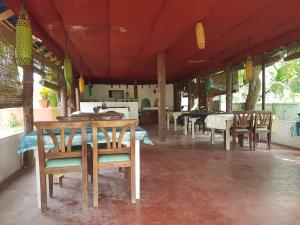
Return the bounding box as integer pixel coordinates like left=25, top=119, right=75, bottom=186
left=91, top=119, right=137, bottom=207
left=35, top=121, right=89, bottom=214
left=253, top=111, right=273, bottom=150
left=232, top=111, right=254, bottom=151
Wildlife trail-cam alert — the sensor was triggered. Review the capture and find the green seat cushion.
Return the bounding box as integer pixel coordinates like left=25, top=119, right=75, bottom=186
left=235, top=128, right=250, bottom=132
left=256, top=127, right=269, bottom=132
left=46, top=158, right=82, bottom=168
left=99, top=154, right=130, bottom=163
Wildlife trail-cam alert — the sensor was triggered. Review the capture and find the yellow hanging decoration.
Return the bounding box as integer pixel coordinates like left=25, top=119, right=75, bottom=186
left=15, top=4, right=32, bottom=66
left=195, top=22, right=205, bottom=49
left=79, top=75, right=85, bottom=94
left=64, top=56, right=73, bottom=86
left=245, top=56, right=253, bottom=81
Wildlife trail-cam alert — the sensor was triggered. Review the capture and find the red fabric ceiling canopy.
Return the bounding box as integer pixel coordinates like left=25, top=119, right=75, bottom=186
left=5, top=0, right=300, bottom=84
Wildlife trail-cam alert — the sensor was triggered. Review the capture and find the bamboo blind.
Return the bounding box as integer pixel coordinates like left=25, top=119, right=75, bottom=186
left=0, top=34, right=22, bottom=109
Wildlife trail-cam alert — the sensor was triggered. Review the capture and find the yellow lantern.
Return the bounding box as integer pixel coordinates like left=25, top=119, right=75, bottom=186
left=15, top=5, right=32, bottom=66
left=79, top=75, right=85, bottom=94
left=195, top=22, right=205, bottom=49
left=245, top=56, right=253, bottom=81
left=64, top=56, right=73, bottom=86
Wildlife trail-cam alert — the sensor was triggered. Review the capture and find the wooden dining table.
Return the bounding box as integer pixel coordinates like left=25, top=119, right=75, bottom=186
left=205, top=114, right=234, bottom=150
left=18, top=125, right=153, bottom=208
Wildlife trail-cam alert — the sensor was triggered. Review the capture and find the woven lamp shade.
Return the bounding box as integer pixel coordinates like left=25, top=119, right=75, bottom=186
left=205, top=78, right=211, bottom=92
left=15, top=7, right=32, bottom=66
left=64, top=57, right=73, bottom=86
left=245, top=56, right=254, bottom=81
left=88, top=83, right=93, bottom=96
left=196, top=22, right=205, bottom=49
left=79, top=75, right=85, bottom=93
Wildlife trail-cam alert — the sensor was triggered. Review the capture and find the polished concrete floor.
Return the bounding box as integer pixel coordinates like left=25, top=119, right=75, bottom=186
left=1, top=125, right=300, bottom=225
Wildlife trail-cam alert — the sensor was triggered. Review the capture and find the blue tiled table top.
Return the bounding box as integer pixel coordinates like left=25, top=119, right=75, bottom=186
left=18, top=126, right=153, bottom=153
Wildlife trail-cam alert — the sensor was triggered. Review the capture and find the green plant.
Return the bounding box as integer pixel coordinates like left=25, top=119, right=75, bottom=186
left=48, top=89, right=58, bottom=107
left=8, top=113, right=22, bottom=128
left=39, top=87, right=50, bottom=100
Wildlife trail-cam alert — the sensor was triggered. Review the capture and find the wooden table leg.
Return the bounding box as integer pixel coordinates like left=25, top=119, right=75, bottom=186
left=34, top=150, right=41, bottom=209
left=135, top=140, right=140, bottom=200
left=226, top=128, right=231, bottom=150
left=167, top=114, right=170, bottom=130
left=191, top=118, right=196, bottom=138
left=211, top=129, right=215, bottom=144
left=184, top=116, right=188, bottom=135
left=174, top=115, right=178, bottom=131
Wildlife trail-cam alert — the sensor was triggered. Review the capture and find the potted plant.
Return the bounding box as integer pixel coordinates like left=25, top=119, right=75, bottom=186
left=39, top=87, right=50, bottom=108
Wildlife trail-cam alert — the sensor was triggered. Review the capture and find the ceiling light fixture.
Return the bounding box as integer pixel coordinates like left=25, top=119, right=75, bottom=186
left=195, top=22, right=205, bottom=49
left=245, top=37, right=254, bottom=81
left=187, top=59, right=208, bottom=63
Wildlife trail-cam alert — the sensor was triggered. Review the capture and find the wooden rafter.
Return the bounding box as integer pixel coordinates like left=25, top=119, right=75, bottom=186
left=0, top=9, right=14, bottom=21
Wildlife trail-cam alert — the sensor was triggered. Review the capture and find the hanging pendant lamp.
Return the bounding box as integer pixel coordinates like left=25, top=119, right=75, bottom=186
left=205, top=78, right=211, bottom=92
left=79, top=74, right=85, bottom=94
left=195, top=22, right=205, bottom=49
left=64, top=56, right=73, bottom=86
left=88, top=83, right=93, bottom=96
left=15, top=4, right=32, bottom=66
left=64, top=36, right=73, bottom=86
left=245, top=37, right=254, bottom=81
left=245, top=56, right=253, bottom=81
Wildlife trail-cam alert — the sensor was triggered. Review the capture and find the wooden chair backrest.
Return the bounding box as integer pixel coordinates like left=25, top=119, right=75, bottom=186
left=91, top=119, right=136, bottom=156
left=233, top=111, right=254, bottom=128
left=254, top=111, right=272, bottom=130
left=35, top=121, right=88, bottom=161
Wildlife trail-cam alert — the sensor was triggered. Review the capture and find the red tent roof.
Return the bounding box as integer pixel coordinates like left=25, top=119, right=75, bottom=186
left=5, top=0, right=300, bottom=83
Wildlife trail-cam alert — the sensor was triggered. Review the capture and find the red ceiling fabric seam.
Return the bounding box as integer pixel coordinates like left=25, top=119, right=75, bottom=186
left=124, top=0, right=169, bottom=81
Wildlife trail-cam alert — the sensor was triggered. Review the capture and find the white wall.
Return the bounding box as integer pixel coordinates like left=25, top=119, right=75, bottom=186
left=272, top=120, right=300, bottom=149
left=0, top=132, right=23, bottom=183
left=83, top=84, right=174, bottom=111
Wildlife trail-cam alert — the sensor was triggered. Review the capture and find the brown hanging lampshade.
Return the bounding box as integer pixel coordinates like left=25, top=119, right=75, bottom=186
left=15, top=4, right=32, bottom=66
left=245, top=56, right=254, bottom=81
left=79, top=74, right=85, bottom=93
left=195, top=22, right=205, bottom=49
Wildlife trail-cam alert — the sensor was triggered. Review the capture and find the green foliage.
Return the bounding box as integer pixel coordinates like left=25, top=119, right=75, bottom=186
left=271, top=59, right=300, bottom=97
left=48, top=89, right=58, bottom=107
left=8, top=113, right=22, bottom=128
left=39, top=87, right=50, bottom=100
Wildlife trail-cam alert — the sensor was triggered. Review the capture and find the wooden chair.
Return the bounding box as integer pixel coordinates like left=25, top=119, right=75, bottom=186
left=35, top=121, right=88, bottom=214
left=232, top=111, right=254, bottom=151
left=253, top=111, right=273, bottom=150
left=91, top=119, right=136, bottom=207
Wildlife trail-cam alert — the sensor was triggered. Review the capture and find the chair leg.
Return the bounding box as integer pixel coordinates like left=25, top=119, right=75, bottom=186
left=40, top=172, right=47, bottom=214
left=238, top=134, right=244, bottom=147
left=232, top=133, right=236, bottom=151
left=48, top=174, right=53, bottom=198
left=59, top=176, right=63, bottom=187
left=130, top=167, right=136, bottom=204
left=82, top=166, right=88, bottom=211
left=249, top=133, right=252, bottom=151
left=253, top=132, right=256, bottom=151
left=93, top=167, right=99, bottom=207
left=127, top=167, right=131, bottom=185
left=88, top=151, right=93, bottom=183
left=267, top=133, right=271, bottom=150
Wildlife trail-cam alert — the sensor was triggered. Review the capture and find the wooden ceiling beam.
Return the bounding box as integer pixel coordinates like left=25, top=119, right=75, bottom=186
left=284, top=52, right=300, bottom=61
left=0, top=9, right=14, bottom=21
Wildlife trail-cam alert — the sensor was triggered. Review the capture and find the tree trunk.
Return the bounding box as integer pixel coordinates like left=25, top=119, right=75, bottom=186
left=245, top=66, right=262, bottom=110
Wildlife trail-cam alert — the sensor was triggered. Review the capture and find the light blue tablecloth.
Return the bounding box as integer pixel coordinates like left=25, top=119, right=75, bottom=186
left=18, top=126, right=153, bottom=153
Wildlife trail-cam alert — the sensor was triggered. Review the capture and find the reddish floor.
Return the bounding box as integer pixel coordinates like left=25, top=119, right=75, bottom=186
left=1, top=125, right=300, bottom=225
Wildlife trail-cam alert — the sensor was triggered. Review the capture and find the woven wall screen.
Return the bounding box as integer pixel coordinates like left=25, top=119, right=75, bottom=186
left=0, top=33, right=22, bottom=109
